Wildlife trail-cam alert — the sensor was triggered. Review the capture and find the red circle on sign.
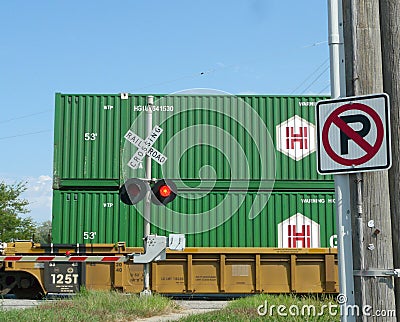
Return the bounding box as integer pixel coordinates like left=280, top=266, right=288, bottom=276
left=322, top=103, right=384, bottom=166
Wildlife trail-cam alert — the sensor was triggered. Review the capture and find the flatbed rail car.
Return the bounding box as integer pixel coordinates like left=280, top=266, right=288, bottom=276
left=0, top=241, right=338, bottom=299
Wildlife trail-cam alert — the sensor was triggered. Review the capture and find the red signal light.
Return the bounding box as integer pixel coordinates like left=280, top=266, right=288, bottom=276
left=159, top=185, right=171, bottom=197
left=151, top=179, right=177, bottom=206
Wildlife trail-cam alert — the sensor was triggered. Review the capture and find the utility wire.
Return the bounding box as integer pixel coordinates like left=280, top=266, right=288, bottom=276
left=290, top=58, right=329, bottom=94
left=133, top=40, right=329, bottom=93
left=133, top=67, right=223, bottom=91
left=0, top=130, right=51, bottom=141
left=303, top=40, right=328, bottom=48
left=301, top=66, right=330, bottom=94
left=318, top=83, right=331, bottom=94
left=0, top=109, right=52, bottom=124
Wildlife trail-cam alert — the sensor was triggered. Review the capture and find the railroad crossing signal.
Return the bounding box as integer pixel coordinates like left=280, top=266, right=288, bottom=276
left=151, top=179, right=177, bottom=206
left=119, top=178, right=149, bottom=205
left=121, top=124, right=176, bottom=206
left=124, top=125, right=167, bottom=169
left=119, top=178, right=177, bottom=206
left=316, top=93, right=391, bottom=174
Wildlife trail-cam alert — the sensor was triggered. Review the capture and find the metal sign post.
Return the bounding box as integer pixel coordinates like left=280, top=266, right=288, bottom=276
left=142, top=95, right=154, bottom=295
left=327, top=1, right=355, bottom=321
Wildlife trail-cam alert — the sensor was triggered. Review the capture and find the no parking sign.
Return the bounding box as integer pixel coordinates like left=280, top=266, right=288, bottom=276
left=316, top=93, right=391, bottom=174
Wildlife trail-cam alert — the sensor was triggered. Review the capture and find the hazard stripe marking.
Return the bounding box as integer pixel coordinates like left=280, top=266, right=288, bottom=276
left=0, top=256, right=127, bottom=262
left=4, top=256, right=22, bottom=261
left=101, top=256, right=123, bottom=262
left=68, top=256, right=88, bottom=261
left=37, top=256, right=56, bottom=261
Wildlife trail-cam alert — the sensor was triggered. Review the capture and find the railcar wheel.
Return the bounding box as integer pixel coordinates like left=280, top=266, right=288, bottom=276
left=11, top=274, right=44, bottom=299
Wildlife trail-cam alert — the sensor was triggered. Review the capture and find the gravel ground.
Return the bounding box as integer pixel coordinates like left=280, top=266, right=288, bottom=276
left=135, top=300, right=229, bottom=322
left=0, top=299, right=41, bottom=311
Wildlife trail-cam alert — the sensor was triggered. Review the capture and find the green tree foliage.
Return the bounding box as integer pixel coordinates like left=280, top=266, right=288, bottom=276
left=35, top=220, right=52, bottom=244
left=0, top=181, right=35, bottom=242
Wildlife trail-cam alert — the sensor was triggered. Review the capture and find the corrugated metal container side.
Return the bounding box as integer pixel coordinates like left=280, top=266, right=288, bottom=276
left=126, top=95, right=330, bottom=182
left=53, top=94, right=125, bottom=188
left=52, top=189, right=336, bottom=248
left=54, top=93, right=333, bottom=188
left=51, top=189, right=143, bottom=247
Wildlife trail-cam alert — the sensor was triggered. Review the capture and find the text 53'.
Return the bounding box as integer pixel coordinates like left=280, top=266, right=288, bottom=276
left=83, top=232, right=97, bottom=240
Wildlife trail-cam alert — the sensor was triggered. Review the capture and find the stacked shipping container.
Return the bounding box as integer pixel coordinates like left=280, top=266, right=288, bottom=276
left=52, top=93, right=335, bottom=248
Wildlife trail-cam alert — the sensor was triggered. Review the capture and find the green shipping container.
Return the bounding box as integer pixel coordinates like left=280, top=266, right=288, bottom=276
left=52, top=189, right=337, bottom=248
left=53, top=94, right=124, bottom=187
left=53, top=93, right=333, bottom=188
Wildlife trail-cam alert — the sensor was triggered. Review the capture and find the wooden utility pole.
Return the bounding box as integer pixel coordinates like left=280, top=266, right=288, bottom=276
left=342, top=0, right=396, bottom=320
left=379, top=0, right=400, bottom=318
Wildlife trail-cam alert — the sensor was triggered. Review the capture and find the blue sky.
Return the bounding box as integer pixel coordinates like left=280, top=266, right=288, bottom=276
left=0, top=0, right=330, bottom=223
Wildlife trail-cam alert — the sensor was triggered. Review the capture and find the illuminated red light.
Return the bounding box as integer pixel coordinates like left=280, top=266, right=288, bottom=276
left=159, top=185, right=171, bottom=197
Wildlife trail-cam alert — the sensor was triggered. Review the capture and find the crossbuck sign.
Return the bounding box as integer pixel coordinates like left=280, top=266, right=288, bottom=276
left=124, top=125, right=167, bottom=169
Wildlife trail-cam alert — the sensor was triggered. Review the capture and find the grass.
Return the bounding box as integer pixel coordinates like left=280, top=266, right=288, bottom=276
left=179, top=294, right=341, bottom=322
left=0, top=292, right=342, bottom=321
left=0, top=289, right=180, bottom=322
